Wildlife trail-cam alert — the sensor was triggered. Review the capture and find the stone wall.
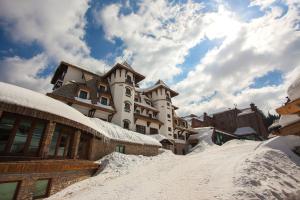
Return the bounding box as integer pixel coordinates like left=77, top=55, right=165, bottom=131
left=90, top=137, right=159, bottom=160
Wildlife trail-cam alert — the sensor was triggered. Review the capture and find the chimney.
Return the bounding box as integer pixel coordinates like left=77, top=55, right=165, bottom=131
left=250, top=103, right=257, bottom=111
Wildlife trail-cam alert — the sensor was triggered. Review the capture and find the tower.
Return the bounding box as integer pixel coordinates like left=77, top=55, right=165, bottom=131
left=103, top=62, right=145, bottom=130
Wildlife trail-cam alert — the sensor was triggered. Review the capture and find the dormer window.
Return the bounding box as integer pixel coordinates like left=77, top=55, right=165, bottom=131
left=79, top=90, right=88, bottom=99
left=100, top=97, right=108, bottom=105
left=99, top=85, right=106, bottom=92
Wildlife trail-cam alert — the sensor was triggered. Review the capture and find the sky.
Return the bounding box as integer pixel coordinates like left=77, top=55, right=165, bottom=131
left=0, top=0, right=299, bottom=116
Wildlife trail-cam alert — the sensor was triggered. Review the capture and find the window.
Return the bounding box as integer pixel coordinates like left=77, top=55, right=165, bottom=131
left=168, top=127, right=172, bottom=132
left=98, top=85, right=106, bottom=92
left=48, top=124, right=74, bottom=158
left=0, top=115, right=16, bottom=152
left=79, top=90, right=88, bottom=99
left=174, top=134, right=178, bottom=139
left=33, top=179, right=50, bottom=199
left=115, top=145, right=125, bottom=153
left=167, top=102, right=170, bottom=106
left=145, top=100, right=151, bottom=106
left=78, top=133, right=91, bottom=160
left=0, top=181, right=20, bottom=200
left=125, top=87, right=131, bottom=97
left=0, top=113, right=46, bottom=155
left=123, top=120, right=130, bottom=129
left=149, top=114, right=152, bottom=118
left=136, top=125, right=146, bottom=134
left=167, top=114, right=171, bottom=118
left=124, top=101, right=131, bottom=112
left=150, top=128, right=158, bottom=135
left=125, top=75, right=132, bottom=85
left=100, top=97, right=108, bottom=105
left=135, top=109, right=140, bottom=114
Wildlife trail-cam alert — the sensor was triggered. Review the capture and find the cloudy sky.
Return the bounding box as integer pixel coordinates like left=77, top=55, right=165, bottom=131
left=0, top=0, right=299, bottom=116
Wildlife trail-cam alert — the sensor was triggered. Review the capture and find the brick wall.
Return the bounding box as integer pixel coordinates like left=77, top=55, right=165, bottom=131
left=0, top=169, right=94, bottom=200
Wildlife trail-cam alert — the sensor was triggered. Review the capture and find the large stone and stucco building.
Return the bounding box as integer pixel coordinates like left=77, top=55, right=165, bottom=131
left=47, top=61, right=194, bottom=154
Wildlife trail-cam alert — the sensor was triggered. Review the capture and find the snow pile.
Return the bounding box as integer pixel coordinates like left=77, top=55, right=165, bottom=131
left=188, top=128, right=215, bottom=153
left=234, top=136, right=300, bottom=199
left=90, top=118, right=161, bottom=146
left=47, top=138, right=300, bottom=200
left=233, top=127, right=256, bottom=136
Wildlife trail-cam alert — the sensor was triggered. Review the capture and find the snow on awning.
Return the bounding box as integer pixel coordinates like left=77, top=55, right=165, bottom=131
left=0, top=82, right=161, bottom=147
left=234, top=127, right=257, bottom=136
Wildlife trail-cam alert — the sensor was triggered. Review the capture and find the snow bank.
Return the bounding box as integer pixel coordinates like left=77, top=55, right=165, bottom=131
left=90, top=118, right=161, bottom=146
left=0, top=82, right=160, bottom=147
left=188, top=128, right=215, bottom=153
left=260, top=135, right=300, bottom=163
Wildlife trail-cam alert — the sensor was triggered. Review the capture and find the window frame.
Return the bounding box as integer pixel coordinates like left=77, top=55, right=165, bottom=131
left=115, top=144, right=125, bottom=153
left=0, top=180, right=21, bottom=200
left=78, top=89, right=89, bottom=99
left=0, top=112, right=46, bottom=157
left=150, top=128, right=158, bottom=135
left=33, top=178, right=51, bottom=199
left=124, top=101, right=131, bottom=112
left=123, top=120, right=130, bottom=129
left=136, top=125, right=146, bottom=134
left=125, top=87, right=132, bottom=97
left=100, top=97, right=109, bottom=105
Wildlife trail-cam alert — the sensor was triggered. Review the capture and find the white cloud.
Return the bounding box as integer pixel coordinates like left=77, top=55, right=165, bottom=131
left=0, top=0, right=107, bottom=91
left=173, top=0, right=300, bottom=115
left=0, top=54, right=51, bottom=93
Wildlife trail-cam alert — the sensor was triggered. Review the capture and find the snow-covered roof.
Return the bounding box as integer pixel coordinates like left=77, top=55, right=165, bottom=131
left=233, top=127, right=257, bottom=136
left=90, top=118, right=161, bottom=146
left=238, top=108, right=254, bottom=116
left=0, top=82, right=161, bottom=147
left=287, top=74, right=300, bottom=101
left=149, top=134, right=169, bottom=142
left=0, top=82, right=100, bottom=132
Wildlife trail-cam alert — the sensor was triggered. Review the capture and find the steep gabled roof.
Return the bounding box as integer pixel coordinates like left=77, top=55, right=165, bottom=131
left=51, top=61, right=102, bottom=84
left=103, top=62, right=145, bottom=83
left=140, top=79, right=179, bottom=97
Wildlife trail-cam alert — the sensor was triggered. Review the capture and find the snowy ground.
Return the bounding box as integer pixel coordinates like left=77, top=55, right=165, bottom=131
left=47, top=136, right=300, bottom=200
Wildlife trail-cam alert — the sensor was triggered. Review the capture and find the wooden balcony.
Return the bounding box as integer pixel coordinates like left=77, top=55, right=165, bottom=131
left=276, top=98, right=300, bottom=115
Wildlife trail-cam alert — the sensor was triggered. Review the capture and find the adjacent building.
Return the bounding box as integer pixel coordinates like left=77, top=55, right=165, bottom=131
left=184, top=103, right=269, bottom=139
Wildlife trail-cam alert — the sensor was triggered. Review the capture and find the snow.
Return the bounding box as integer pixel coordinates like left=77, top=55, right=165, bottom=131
left=149, top=134, right=168, bottom=142
left=74, top=97, right=114, bottom=110
left=0, top=82, right=160, bottom=147
left=0, top=82, right=100, bottom=135
left=47, top=135, right=300, bottom=200
left=188, top=129, right=215, bottom=153
left=237, top=108, right=254, bottom=116
left=234, top=127, right=257, bottom=136
left=90, top=118, right=161, bottom=146
left=287, top=73, right=300, bottom=101
left=278, top=74, right=300, bottom=127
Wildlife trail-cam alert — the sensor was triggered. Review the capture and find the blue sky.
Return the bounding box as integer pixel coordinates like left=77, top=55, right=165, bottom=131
left=0, top=0, right=299, bottom=115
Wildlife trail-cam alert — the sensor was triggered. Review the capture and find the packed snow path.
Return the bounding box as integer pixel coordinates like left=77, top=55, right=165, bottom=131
left=47, top=139, right=300, bottom=200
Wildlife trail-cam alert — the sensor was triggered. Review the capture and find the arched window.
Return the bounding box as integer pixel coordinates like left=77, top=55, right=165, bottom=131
left=123, top=120, right=130, bottom=129
left=124, top=101, right=131, bottom=112
left=125, top=87, right=131, bottom=97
